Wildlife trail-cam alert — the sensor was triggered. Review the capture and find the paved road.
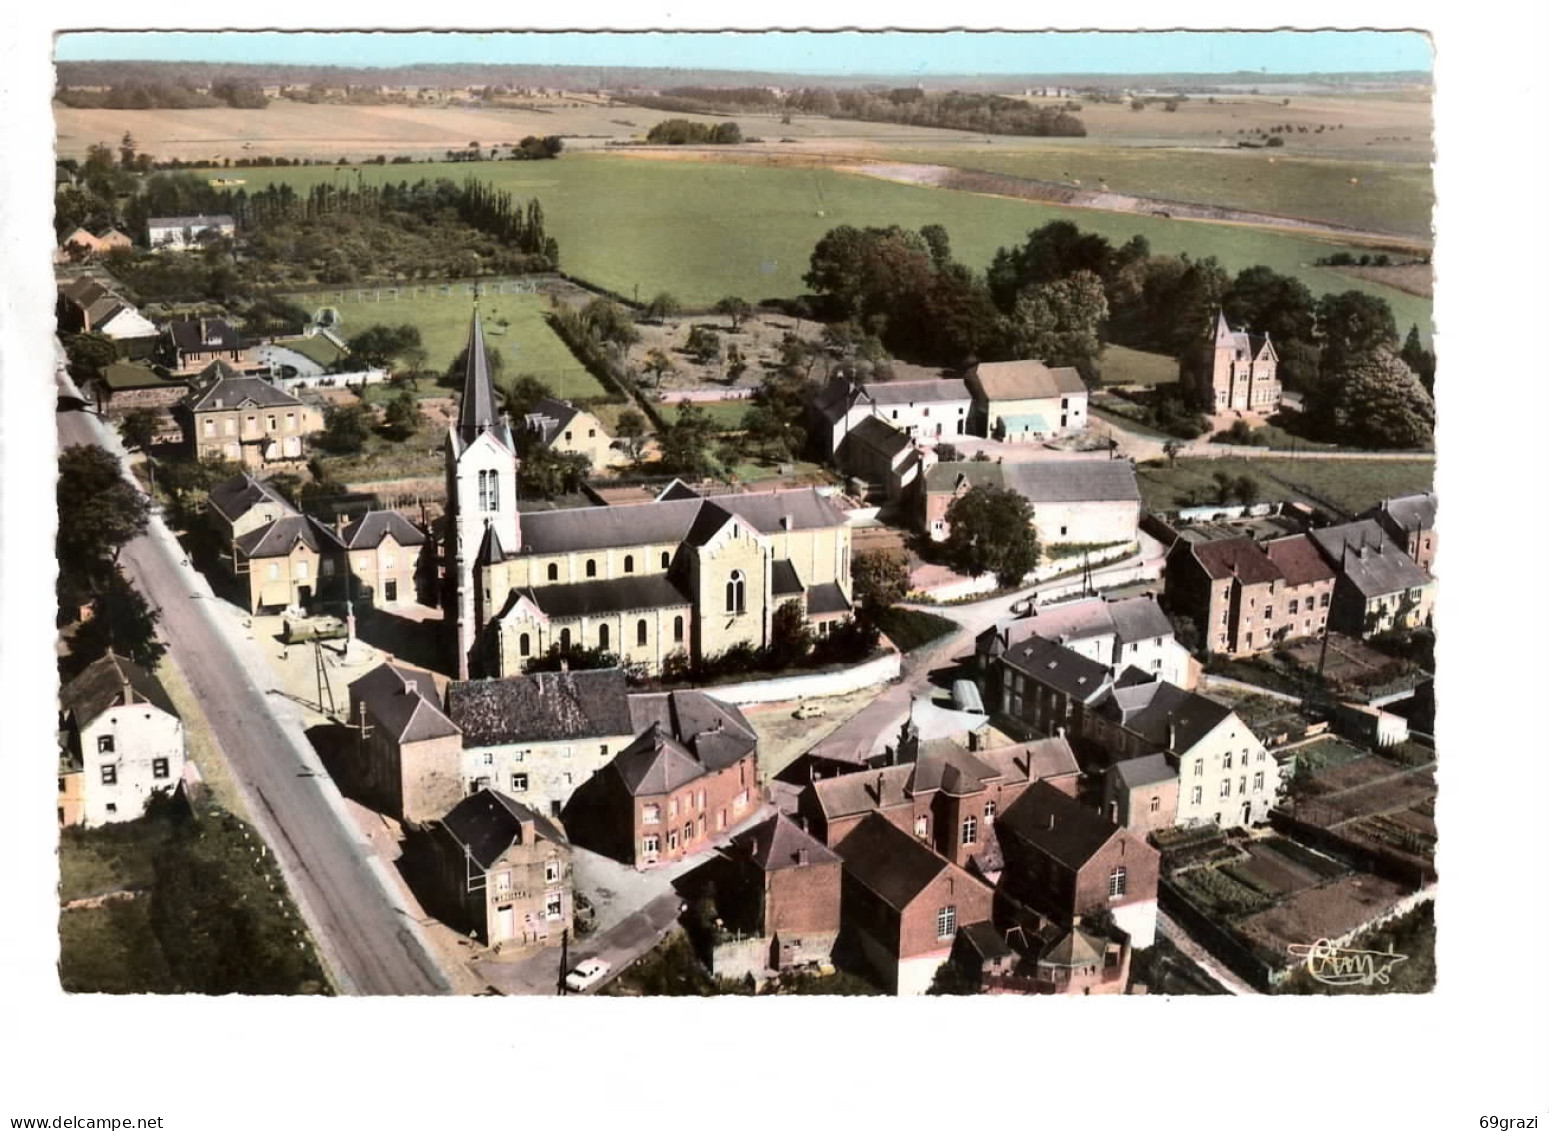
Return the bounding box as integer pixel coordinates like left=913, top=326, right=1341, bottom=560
left=58, top=387, right=450, bottom=996
left=1090, top=413, right=1437, bottom=466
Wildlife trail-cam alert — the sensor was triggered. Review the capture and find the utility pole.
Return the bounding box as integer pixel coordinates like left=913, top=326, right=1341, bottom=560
left=557, top=927, right=569, bottom=996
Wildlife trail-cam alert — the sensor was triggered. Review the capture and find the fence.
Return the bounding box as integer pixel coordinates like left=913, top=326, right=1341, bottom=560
left=699, top=648, right=901, bottom=706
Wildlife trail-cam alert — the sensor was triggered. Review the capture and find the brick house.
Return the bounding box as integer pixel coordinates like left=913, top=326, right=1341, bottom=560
left=964, top=360, right=1089, bottom=442
left=1362, top=492, right=1437, bottom=574
left=1165, top=535, right=1293, bottom=657
left=345, top=662, right=463, bottom=824
left=446, top=668, right=635, bottom=818
left=799, top=724, right=1080, bottom=879
left=58, top=652, right=186, bottom=828
left=833, top=813, right=995, bottom=995
left=427, top=789, right=573, bottom=950
left=1261, top=534, right=1337, bottom=642
left=1309, top=520, right=1436, bottom=638
left=995, top=780, right=1159, bottom=947
left=233, top=513, right=347, bottom=613
left=56, top=277, right=159, bottom=359
left=183, top=364, right=319, bottom=468
left=1193, top=309, right=1281, bottom=414
left=339, top=510, right=428, bottom=609
left=164, top=318, right=254, bottom=376
left=561, top=691, right=760, bottom=868
left=1102, top=752, right=1179, bottom=835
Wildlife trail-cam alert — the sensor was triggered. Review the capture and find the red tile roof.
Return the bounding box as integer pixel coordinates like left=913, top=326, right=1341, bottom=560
left=1263, top=535, right=1336, bottom=586
left=1190, top=537, right=1282, bottom=585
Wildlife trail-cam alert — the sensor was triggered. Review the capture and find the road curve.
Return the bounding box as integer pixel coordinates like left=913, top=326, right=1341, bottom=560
left=57, top=392, right=450, bottom=996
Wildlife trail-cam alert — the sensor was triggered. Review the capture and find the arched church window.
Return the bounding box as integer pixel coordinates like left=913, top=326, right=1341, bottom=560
left=586, top=559, right=597, bottom=578
left=624, top=555, right=634, bottom=574
left=673, top=615, right=684, bottom=643
left=726, top=570, right=746, bottom=615
left=547, top=563, right=558, bottom=582
left=637, top=619, right=648, bottom=647
left=560, top=627, right=572, bottom=652
left=598, top=624, right=610, bottom=651
left=519, top=633, right=530, bottom=657
left=661, top=551, right=670, bottom=569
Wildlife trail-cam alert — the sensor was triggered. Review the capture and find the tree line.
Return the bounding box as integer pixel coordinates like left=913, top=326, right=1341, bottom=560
left=56, top=80, right=268, bottom=110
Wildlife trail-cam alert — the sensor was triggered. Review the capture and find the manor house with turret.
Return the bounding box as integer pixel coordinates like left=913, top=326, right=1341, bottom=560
left=443, top=308, right=855, bottom=681
left=1196, top=309, right=1282, bottom=414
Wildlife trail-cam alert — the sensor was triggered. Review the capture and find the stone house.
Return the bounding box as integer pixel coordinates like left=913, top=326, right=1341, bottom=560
left=918, top=458, right=1140, bottom=548
left=833, top=813, right=995, bottom=995
left=445, top=668, right=635, bottom=818
left=977, top=593, right=1195, bottom=689
left=56, top=277, right=159, bottom=359
left=339, top=510, right=428, bottom=609
left=964, top=359, right=1088, bottom=442
left=1261, top=534, right=1337, bottom=642
left=427, top=789, right=573, bottom=950
left=811, top=375, right=971, bottom=460
left=799, top=724, right=1080, bottom=879
left=345, top=662, right=463, bottom=824
left=58, top=652, right=186, bottom=828
left=1362, top=492, right=1438, bottom=574
left=1194, top=309, right=1281, bottom=414
left=1165, top=535, right=1296, bottom=657
left=183, top=364, right=319, bottom=467
left=148, top=213, right=236, bottom=251
left=561, top=691, right=760, bottom=868
left=995, top=780, right=1159, bottom=948
left=1102, top=752, right=1179, bottom=835
left=833, top=416, right=934, bottom=505
left=164, top=318, right=254, bottom=376
left=233, top=513, right=347, bottom=613
left=1309, top=520, right=1436, bottom=638
left=522, top=396, right=624, bottom=470
left=206, top=473, right=296, bottom=571
left=989, top=633, right=1116, bottom=740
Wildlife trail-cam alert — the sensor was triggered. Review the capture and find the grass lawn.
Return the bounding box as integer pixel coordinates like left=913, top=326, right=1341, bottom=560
left=1101, top=344, right=1180, bottom=387
left=220, top=156, right=1432, bottom=337
left=1136, top=456, right=1433, bottom=516
left=58, top=900, right=176, bottom=994
left=278, top=333, right=348, bottom=368
left=285, top=287, right=608, bottom=402
left=313, top=414, right=447, bottom=484
left=656, top=398, right=753, bottom=431
left=880, top=145, right=1435, bottom=239
left=59, top=823, right=162, bottom=904
left=874, top=607, right=959, bottom=653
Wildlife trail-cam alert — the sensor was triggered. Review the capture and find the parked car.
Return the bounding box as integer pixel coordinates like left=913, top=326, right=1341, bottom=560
left=793, top=701, right=826, bottom=719
left=564, top=958, right=611, bottom=993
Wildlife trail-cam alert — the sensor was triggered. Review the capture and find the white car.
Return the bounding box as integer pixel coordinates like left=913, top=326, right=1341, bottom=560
left=564, top=958, right=611, bottom=993
left=793, top=701, right=826, bottom=719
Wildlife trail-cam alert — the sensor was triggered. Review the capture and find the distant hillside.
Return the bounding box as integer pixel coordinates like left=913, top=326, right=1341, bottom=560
left=54, top=59, right=1432, bottom=96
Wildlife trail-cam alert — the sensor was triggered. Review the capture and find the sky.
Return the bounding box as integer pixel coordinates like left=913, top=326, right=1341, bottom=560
left=53, top=30, right=1432, bottom=76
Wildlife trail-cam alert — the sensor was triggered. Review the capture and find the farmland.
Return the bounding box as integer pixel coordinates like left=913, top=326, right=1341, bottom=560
left=1135, top=456, right=1434, bottom=516
left=1100, top=344, right=1180, bottom=387
left=285, top=286, right=609, bottom=402
left=206, top=155, right=1432, bottom=333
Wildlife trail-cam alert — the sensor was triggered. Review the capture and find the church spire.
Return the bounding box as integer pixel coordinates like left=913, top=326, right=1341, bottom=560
left=456, top=302, right=500, bottom=444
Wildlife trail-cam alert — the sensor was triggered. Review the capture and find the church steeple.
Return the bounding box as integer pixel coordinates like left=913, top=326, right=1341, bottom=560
left=456, top=303, right=501, bottom=444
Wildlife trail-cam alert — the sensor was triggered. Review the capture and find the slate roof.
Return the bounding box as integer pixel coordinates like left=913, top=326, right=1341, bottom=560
left=1112, top=752, right=1178, bottom=789
left=610, top=715, right=753, bottom=797
left=1188, top=537, right=1283, bottom=585
left=977, top=736, right=1082, bottom=783
left=1098, top=680, right=1233, bottom=753
left=844, top=414, right=912, bottom=459
left=1263, top=534, right=1336, bottom=586
left=835, top=813, right=959, bottom=912
left=168, top=317, right=246, bottom=355
left=969, top=360, right=1087, bottom=402
left=1366, top=492, right=1437, bottom=535
left=207, top=473, right=295, bottom=526
left=770, top=559, right=804, bottom=597
left=811, top=764, right=915, bottom=821
left=1038, top=927, right=1108, bottom=970
left=445, top=669, right=633, bottom=747
left=1000, top=635, right=1113, bottom=701
left=440, top=789, right=567, bottom=871
left=923, top=459, right=1140, bottom=505
left=1104, top=596, right=1176, bottom=645
left=524, top=575, right=692, bottom=620
left=233, top=514, right=345, bottom=559
left=998, top=780, right=1120, bottom=871
left=627, top=691, right=757, bottom=770
left=517, top=488, right=847, bottom=556
left=60, top=651, right=179, bottom=726
left=960, top=921, right=1013, bottom=962
left=730, top=812, right=840, bottom=872
left=812, top=377, right=867, bottom=424
left=59, top=278, right=111, bottom=307
left=340, top=510, right=427, bottom=550
left=805, top=582, right=851, bottom=617
left=524, top=396, right=581, bottom=446
left=186, top=371, right=302, bottom=412
left=863, top=378, right=971, bottom=407
left=912, top=740, right=1005, bottom=796
left=455, top=307, right=501, bottom=445
left=1310, top=521, right=1432, bottom=596
left=348, top=662, right=458, bottom=744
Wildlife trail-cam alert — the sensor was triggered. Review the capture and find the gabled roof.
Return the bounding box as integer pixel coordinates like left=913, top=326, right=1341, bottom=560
left=340, top=510, right=427, bottom=550
left=440, top=789, right=566, bottom=871
left=1112, top=752, right=1177, bottom=789
left=612, top=725, right=710, bottom=796
left=923, top=459, right=1140, bottom=505
left=59, top=651, right=179, bottom=727
left=445, top=668, right=633, bottom=747
left=1365, top=492, right=1437, bottom=535
left=862, top=377, right=972, bottom=407
left=812, top=376, right=869, bottom=424
left=207, top=473, right=295, bottom=526
left=998, top=780, right=1120, bottom=871
left=836, top=813, right=978, bottom=913
left=522, top=575, right=693, bottom=620
left=1187, top=537, right=1283, bottom=585
left=1097, top=680, right=1233, bottom=753
left=844, top=414, right=912, bottom=459
left=805, top=582, right=851, bottom=617
left=770, top=559, right=804, bottom=598
left=186, top=370, right=301, bottom=412
left=455, top=306, right=501, bottom=445
left=810, top=764, right=914, bottom=821
left=169, top=317, right=246, bottom=355
left=523, top=396, right=582, bottom=446
left=999, top=635, right=1113, bottom=702
left=968, top=360, right=1087, bottom=402
left=1213, top=309, right=1276, bottom=360
left=730, top=812, right=840, bottom=872
left=348, top=662, right=458, bottom=744
left=1038, top=926, right=1108, bottom=970
left=1262, top=534, right=1336, bottom=587
left=627, top=690, right=757, bottom=770
left=1309, top=521, right=1431, bottom=596
left=233, top=514, right=345, bottom=559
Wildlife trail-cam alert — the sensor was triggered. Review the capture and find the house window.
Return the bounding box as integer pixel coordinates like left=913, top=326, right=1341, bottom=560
left=642, top=804, right=660, bottom=825
left=482, top=753, right=494, bottom=766
left=267, top=563, right=280, bottom=580
left=519, top=633, right=531, bottom=657
left=984, top=800, right=996, bottom=821
left=586, top=559, right=597, bottom=578
left=661, top=551, right=671, bottom=569
left=267, top=414, right=277, bottom=431
left=545, top=859, right=561, bottom=885
left=152, top=758, right=170, bottom=780
left=1289, top=599, right=1299, bottom=615
left=637, top=619, right=648, bottom=647
left=668, top=831, right=679, bottom=852
left=598, top=624, right=610, bottom=652
left=100, top=764, right=119, bottom=786
left=1320, top=593, right=1330, bottom=608
left=1193, top=760, right=1203, bottom=777
left=673, top=615, right=684, bottom=644
left=1266, top=606, right=1274, bottom=619
left=286, top=412, right=295, bottom=430
left=914, top=815, right=929, bottom=839
left=564, top=431, right=573, bottom=442
left=97, top=734, right=115, bottom=755
left=1192, top=786, right=1203, bottom=805
left=511, top=773, right=528, bottom=792
left=642, top=835, right=659, bottom=856
left=105, top=803, right=117, bottom=815
left=224, top=418, right=235, bottom=435
left=1109, top=866, right=1127, bottom=898
left=697, top=790, right=705, bottom=811
left=1256, top=751, right=1265, bottom=763
left=683, top=822, right=693, bottom=844
left=961, top=815, right=977, bottom=845
left=936, top=906, right=957, bottom=939
left=624, top=555, right=634, bottom=574
left=726, top=570, right=746, bottom=614
left=295, top=561, right=309, bottom=580
left=560, top=628, right=572, bottom=651
left=1219, top=780, right=1231, bottom=798
left=1253, top=772, right=1265, bottom=792
left=1150, top=795, right=1162, bottom=813
left=1239, top=777, right=1248, bottom=795
left=545, top=893, right=563, bottom=920
left=547, top=563, right=559, bottom=582
left=1223, top=752, right=1233, bottom=770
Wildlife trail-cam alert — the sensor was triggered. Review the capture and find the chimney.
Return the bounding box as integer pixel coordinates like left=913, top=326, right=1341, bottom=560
left=781, top=515, right=793, bottom=531
left=1168, top=722, right=1178, bottom=750
left=796, top=847, right=809, bottom=867
left=1047, top=813, right=1056, bottom=831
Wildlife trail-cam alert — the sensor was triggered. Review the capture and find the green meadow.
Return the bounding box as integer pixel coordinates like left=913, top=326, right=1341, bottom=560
left=220, top=154, right=1432, bottom=336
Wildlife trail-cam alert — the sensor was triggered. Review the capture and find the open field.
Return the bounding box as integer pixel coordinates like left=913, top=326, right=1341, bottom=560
left=1100, top=344, right=1180, bottom=387
left=1136, top=456, right=1434, bottom=517
left=284, top=287, right=607, bottom=401
left=212, top=156, right=1432, bottom=333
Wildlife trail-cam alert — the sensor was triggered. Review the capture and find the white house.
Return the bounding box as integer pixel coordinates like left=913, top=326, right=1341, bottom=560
left=965, top=360, right=1089, bottom=442
left=812, top=376, right=972, bottom=459
left=148, top=214, right=237, bottom=251
left=921, top=458, right=1141, bottom=548
left=58, top=652, right=187, bottom=828
left=978, top=594, right=1196, bottom=689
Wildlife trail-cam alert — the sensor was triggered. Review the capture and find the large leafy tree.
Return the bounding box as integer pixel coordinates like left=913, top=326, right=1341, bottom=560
left=1001, top=270, right=1108, bottom=380
left=1315, top=290, right=1399, bottom=376
left=986, top=220, right=1114, bottom=311
left=943, top=485, right=1040, bottom=589
left=1326, top=348, right=1435, bottom=450
left=519, top=445, right=591, bottom=498
left=62, top=570, right=166, bottom=677
left=346, top=323, right=422, bottom=369
left=658, top=401, right=719, bottom=477
left=852, top=548, right=911, bottom=624
left=615, top=408, right=649, bottom=463
left=57, top=445, right=150, bottom=595
left=1221, top=266, right=1320, bottom=391
left=1400, top=324, right=1436, bottom=396
left=320, top=403, right=373, bottom=453
left=714, top=296, right=753, bottom=331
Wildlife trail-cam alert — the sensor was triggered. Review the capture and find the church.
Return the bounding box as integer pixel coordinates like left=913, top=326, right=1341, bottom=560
left=444, top=308, right=856, bottom=681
